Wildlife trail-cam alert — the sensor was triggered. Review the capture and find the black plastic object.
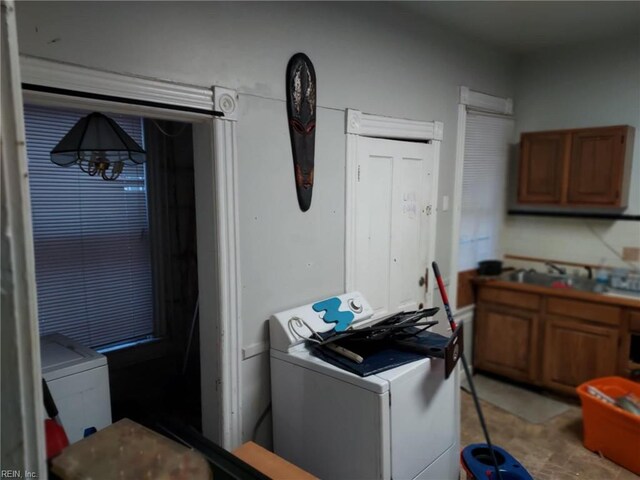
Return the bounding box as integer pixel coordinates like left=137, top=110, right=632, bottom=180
left=317, top=308, right=440, bottom=345
left=393, top=324, right=463, bottom=379
left=154, top=418, right=270, bottom=480
left=508, top=209, right=640, bottom=221
left=311, top=307, right=462, bottom=378
left=42, top=378, right=58, bottom=419
left=314, top=326, right=461, bottom=378
left=478, top=259, right=503, bottom=276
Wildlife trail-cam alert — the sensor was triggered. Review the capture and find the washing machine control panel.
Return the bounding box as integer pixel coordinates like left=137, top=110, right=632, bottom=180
left=269, top=292, right=374, bottom=352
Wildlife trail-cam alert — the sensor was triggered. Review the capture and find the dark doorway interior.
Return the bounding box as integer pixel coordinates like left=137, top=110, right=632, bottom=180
left=109, top=119, right=202, bottom=431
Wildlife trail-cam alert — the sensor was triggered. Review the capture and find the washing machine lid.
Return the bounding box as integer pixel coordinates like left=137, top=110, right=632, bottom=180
left=41, top=333, right=107, bottom=381
left=271, top=348, right=392, bottom=393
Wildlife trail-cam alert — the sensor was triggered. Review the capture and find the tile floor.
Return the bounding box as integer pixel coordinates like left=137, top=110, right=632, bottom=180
left=460, top=390, right=638, bottom=480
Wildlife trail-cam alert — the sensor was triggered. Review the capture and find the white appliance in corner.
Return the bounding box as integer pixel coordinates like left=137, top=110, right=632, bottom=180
left=269, top=292, right=459, bottom=480
left=40, top=333, right=112, bottom=443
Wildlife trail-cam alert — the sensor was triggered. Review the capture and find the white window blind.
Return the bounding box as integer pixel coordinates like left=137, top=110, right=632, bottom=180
left=459, top=111, right=515, bottom=271
left=25, top=104, right=154, bottom=348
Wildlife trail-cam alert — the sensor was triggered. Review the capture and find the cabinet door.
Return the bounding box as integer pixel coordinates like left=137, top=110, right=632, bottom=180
left=474, top=304, right=539, bottom=382
left=620, top=309, right=640, bottom=376
left=518, top=132, right=569, bottom=204
left=543, top=315, right=618, bottom=395
left=567, top=127, right=627, bottom=206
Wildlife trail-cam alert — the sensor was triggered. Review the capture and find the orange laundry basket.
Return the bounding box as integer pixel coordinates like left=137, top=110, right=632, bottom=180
left=576, top=376, right=640, bottom=475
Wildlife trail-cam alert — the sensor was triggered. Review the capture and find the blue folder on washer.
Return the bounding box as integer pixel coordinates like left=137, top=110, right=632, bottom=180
left=314, top=342, right=426, bottom=376
left=313, top=330, right=451, bottom=377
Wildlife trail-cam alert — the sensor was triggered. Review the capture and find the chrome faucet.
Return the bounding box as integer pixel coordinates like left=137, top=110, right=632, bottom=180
left=545, top=262, right=567, bottom=275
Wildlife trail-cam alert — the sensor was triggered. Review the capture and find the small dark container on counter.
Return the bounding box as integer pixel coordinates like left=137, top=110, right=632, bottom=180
left=478, top=260, right=503, bottom=276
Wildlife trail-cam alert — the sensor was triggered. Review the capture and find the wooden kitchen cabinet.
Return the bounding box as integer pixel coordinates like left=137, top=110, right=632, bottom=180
left=542, top=315, right=619, bottom=396
left=518, top=125, right=634, bottom=208
left=518, top=132, right=570, bottom=204
left=620, top=309, right=640, bottom=376
left=474, top=281, right=636, bottom=397
left=474, top=304, right=539, bottom=383
left=568, top=127, right=633, bottom=206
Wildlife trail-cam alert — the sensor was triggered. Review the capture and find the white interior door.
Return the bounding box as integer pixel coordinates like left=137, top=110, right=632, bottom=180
left=353, top=136, right=436, bottom=318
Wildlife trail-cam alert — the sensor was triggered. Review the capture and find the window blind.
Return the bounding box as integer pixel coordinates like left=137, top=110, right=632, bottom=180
left=459, top=111, right=515, bottom=272
left=25, top=104, right=154, bottom=348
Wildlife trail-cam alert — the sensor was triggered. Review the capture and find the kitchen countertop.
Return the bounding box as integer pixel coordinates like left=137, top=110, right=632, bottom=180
left=474, top=276, right=640, bottom=309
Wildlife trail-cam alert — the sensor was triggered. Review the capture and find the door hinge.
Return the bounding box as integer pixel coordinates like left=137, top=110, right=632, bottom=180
left=357, top=165, right=361, bottom=182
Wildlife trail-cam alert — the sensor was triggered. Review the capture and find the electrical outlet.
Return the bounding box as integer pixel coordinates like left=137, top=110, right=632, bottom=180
left=622, top=247, right=640, bottom=262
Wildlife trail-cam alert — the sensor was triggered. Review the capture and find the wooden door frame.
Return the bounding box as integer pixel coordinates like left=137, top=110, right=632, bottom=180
left=450, top=87, right=513, bottom=312
left=344, top=109, right=443, bottom=308
left=2, top=1, right=47, bottom=473
left=17, top=56, right=243, bottom=449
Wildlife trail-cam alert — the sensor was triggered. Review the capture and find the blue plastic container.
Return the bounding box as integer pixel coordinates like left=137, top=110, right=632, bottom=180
left=461, top=443, right=533, bottom=480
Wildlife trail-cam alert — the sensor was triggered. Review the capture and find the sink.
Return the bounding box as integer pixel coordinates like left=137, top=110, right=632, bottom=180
left=501, top=270, right=599, bottom=293
left=603, top=289, right=640, bottom=301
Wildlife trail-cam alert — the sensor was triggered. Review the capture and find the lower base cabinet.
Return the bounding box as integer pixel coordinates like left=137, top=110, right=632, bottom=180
left=474, top=285, right=626, bottom=396
left=474, top=305, right=539, bottom=383
left=542, top=315, right=618, bottom=395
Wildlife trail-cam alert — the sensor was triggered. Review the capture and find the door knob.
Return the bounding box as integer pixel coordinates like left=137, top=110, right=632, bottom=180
left=419, top=270, right=428, bottom=290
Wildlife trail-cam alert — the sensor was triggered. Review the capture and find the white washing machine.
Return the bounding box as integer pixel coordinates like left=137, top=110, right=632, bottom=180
left=40, top=333, right=112, bottom=443
left=270, top=292, right=460, bottom=480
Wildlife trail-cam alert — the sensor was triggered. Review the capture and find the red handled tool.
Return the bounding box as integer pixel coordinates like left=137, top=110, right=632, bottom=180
left=432, top=261, right=503, bottom=480
left=43, top=378, right=69, bottom=459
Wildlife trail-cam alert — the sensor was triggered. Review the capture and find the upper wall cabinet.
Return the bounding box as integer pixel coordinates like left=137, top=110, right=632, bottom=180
left=519, top=132, right=570, bottom=204
left=517, top=126, right=635, bottom=208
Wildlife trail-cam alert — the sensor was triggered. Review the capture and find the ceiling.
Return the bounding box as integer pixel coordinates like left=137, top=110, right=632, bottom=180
left=401, top=1, right=640, bottom=54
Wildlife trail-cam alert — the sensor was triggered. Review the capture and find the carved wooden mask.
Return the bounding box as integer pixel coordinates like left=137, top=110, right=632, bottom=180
left=286, top=53, right=316, bottom=212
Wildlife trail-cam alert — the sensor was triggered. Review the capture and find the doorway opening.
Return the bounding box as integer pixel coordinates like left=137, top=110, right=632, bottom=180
left=26, top=103, right=203, bottom=432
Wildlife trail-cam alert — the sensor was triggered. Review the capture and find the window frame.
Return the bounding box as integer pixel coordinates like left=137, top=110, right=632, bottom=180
left=450, top=87, right=514, bottom=312
left=24, top=103, right=156, bottom=350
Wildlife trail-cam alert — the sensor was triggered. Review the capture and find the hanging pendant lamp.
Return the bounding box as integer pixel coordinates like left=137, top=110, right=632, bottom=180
left=50, top=112, right=146, bottom=181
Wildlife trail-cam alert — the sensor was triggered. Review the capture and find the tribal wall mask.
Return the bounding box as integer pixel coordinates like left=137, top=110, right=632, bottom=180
left=286, top=53, right=316, bottom=212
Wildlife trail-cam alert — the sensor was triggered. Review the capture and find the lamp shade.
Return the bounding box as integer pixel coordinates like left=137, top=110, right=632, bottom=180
left=50, top=112, right=146, bottom=167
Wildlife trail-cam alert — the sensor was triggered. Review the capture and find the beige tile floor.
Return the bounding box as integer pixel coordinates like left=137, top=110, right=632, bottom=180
left=460, top=390, right=639, bottom=480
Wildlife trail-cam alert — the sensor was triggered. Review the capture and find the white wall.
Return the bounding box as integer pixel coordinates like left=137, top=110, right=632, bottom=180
left=504, top=32, right=640, bottom=269
left=15, top=1, right=516, bottom=445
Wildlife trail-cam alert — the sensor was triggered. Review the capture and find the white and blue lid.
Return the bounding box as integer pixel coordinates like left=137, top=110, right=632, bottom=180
left=40, top=333, right=107, bottom=381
